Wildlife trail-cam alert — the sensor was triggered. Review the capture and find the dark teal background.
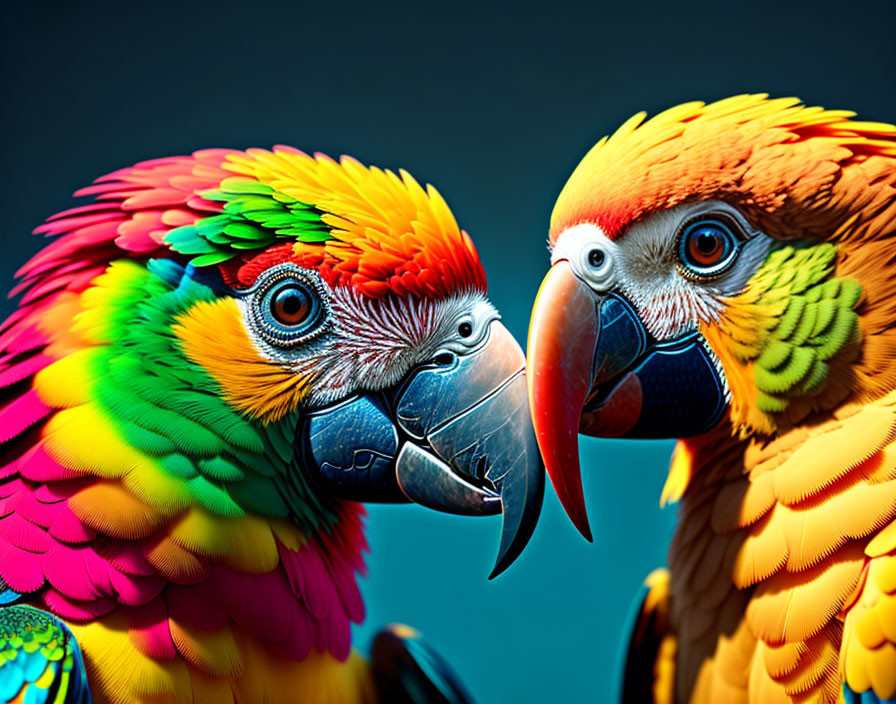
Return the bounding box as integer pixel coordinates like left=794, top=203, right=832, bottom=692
left=2, top=1, right=894, bottom=701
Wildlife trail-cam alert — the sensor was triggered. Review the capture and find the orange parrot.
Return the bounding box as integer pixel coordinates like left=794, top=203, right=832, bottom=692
left=525, top=95, right=896, bottom=703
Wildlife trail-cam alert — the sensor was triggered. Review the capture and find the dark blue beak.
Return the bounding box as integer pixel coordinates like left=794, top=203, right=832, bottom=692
left=300, top=321, right=545, bottom=578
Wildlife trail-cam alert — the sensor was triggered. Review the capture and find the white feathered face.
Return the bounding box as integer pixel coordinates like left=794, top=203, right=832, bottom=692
left=550, top=200, right=774, bottom=340
left=235, top=262, right=500, bottom=408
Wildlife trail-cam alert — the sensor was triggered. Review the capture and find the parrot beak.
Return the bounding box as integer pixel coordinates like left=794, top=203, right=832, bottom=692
left=301, top=321, right=545, bottom=579
left=526, top=261, right=727, bottom=540
left=392, top=322, right=545, bottom=578
left=526, top=261, right=600, bottom=541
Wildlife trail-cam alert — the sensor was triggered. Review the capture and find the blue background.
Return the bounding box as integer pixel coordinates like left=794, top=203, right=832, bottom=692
left=2, top=1, right=894, bottom=701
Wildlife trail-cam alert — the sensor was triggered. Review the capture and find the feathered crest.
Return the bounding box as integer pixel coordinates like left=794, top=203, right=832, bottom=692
left=551, top=94, right=896, bottom=244
left=16, top=147, right=487, bottom=308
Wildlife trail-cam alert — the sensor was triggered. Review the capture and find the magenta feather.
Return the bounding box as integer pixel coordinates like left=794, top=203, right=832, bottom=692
left=18, top=445, right=81, bottom=482
left=129, top=599, right=177, bottom=659
left=43, top=590, right=116, bottom=621
left=167, top=582, right=229, bottom=630
left=0, top=353, right=52, bottom=388
left=0, top=540, right=45, bottom=592
left=0, top=390, right=53, bottom=443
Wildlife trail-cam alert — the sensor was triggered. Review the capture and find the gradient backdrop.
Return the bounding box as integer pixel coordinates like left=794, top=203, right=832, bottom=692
left=2, top=2, right=895, bottom=701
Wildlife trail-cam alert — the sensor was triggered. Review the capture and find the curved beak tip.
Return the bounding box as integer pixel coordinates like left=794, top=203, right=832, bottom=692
left=395, top=325, right=546, bottom=578
left=487, top=561, right=509, bottom=581
left=526, top=262, right=597, bottom=543
left=488, top=461, right=545, bottom=580
left=548, top=457, right=592, bottom=542
left=575, top=515, right=594, bottom=543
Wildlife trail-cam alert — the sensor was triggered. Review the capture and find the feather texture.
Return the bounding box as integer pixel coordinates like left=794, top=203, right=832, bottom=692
left=0, top=145, right=485, bottom=702
left=659, top=394, right=896, bottom=703
left=594, top=97, right=896, bottom=703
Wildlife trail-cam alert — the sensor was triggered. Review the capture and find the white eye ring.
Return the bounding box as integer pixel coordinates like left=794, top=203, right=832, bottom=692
left=577, top=242, right=616, bottom=291
left=551, top=224, right=618, bottom=293
left=436, top=303, right=498, bottom=356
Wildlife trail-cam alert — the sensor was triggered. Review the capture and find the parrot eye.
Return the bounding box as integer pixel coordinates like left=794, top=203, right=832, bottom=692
left=245, top=264, right=330, bottom=347
left=678, top=217, right=741, bottom=278
left=587, top=249, right=605, bottom=268
left=435, top=301, right=499, bottom=358
left=270, top=284, right=312, bottom=326
left=576, top=241, right=615, bottom=292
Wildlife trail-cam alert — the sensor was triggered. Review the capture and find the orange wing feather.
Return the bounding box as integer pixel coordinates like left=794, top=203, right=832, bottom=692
left=661, top=391, right=896, bottom=703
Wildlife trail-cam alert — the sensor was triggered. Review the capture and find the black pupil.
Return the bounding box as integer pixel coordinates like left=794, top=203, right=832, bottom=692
left=696, top=231, right=720, bottom=253
left=458, top=322, right=473, bottom=337
left=588, top=249, right=605, bottom=268
left=271, top=286, right=310, bottom=325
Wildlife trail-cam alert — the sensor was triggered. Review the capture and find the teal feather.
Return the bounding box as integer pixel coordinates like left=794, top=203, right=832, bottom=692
left=0, top=605, right=91, bottom=704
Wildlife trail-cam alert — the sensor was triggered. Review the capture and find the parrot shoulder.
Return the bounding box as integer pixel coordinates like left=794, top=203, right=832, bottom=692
left=620, top=568, right=676, bottom=704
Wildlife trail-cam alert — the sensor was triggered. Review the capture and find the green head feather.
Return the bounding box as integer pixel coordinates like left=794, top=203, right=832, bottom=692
left=165, top=178, right=331, bottom=267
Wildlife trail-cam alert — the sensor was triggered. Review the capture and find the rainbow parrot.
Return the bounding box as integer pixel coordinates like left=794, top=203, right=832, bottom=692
left=0, top=147, right=545, bottom=703
left=525, top=95, right=896, bottom=703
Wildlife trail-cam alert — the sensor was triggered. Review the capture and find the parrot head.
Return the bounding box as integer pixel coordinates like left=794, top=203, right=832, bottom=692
left=24, top=147, right=544, bottom=577
left=526, top=95, right=896, bottom=539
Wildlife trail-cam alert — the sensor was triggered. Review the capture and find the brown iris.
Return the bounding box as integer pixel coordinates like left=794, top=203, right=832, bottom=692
left=270, top=284, right=312, bottom=326
left=687, top=228, right=725, bottom=266
left=679, top=219, right=738, bottom=276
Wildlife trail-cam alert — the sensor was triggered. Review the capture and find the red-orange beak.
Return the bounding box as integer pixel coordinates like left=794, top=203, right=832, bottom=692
left=526, top=262, right=598, bottom=541
left=528, top=260, right=731, bottom=541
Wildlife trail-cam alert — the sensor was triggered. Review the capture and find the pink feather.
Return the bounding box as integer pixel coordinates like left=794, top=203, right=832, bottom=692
left=0, top=539, right=45, bottom=592
left=328, top=612, right=351, bottom=661
left=293, top=541, right=333, bottom=620
left=0, top=325, right=48, bottom=355
left=43, top=545, right=102, bottom=601
left=129, top=598, right=177, bottom=659
left=0, top=478, right=24, bottom=500
left=12, top=489, right=63, bottom=530
left=97, top=540, right=156, bottom=577
left=166, top=582, right=229, bottom=630
left=0, top=354, right=52, bottom=388
left=48, top=509, right=97, bottom=544
left=18, top=445, right=81, bottom=482
left=277, top=601, right=315, bottom=661
left=0, top=390, right=53, bottom=442
left=108, top=568, right=165, bottom=606
left=43, top=590, right=116, bottom=622
left=0, top=512, right=51, bottom=553
left=220, top=567, right=294, bottom=643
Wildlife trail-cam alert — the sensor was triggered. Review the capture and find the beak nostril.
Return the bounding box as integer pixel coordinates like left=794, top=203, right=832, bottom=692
left=394, top=321, right=544, bottom=576
left=433, top=352, right=455, bottom=366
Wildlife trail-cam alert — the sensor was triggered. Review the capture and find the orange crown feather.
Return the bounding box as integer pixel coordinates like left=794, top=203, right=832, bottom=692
left=24, top=147, right=487, bottom=306
left=550, top=94, right=896, bottom=245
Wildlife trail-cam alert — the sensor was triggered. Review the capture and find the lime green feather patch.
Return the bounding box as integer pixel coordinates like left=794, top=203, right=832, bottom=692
left=78, top=258, right=340, bottom=532
left=165, top=177, right=331, bottom=266
left=0, top=607, right=72, bottom=669
left=746, top=243, right=862, bottom=414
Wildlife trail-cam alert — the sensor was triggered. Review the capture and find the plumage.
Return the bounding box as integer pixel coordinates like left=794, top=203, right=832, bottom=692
left=0, top=603, right=90, bottom=704
left=0, top=146, right=533, bottom=703
left=526, top=95, right=896, bottom=703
